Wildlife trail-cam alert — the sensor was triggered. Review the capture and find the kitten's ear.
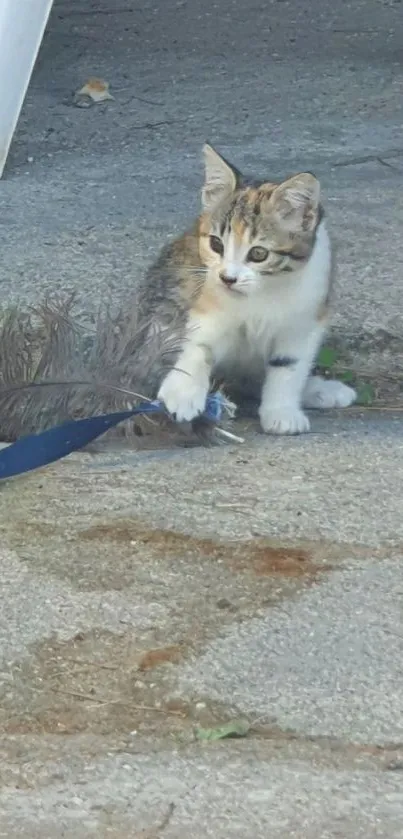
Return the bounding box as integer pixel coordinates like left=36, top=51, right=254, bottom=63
left=202, top=143, right=238, bottom=211
left=269, top=173, right=320, bottom=232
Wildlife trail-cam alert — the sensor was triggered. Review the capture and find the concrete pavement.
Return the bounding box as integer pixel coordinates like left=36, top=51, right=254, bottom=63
left=1, top=0, right=403, bottom=835
left=1, top=412, right=403, bottom=835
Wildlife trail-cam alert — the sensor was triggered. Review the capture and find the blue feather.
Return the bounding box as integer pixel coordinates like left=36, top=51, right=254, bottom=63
left=0, top=394, right=226, bottom=481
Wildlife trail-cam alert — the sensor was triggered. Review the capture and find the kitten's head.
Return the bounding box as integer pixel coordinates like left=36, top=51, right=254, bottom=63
left=199, top=143, right=322, bottom=296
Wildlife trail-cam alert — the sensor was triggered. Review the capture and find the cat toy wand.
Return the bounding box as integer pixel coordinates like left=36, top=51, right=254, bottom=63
left=0, top=380, right=244, bottom=482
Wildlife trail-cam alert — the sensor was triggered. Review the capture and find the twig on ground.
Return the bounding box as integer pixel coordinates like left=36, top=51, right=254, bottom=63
left=50, top=689, right=187, bottom=716
left=50, top=688, right=107, bottom=703
left=51, top=657, right=118, bottom=672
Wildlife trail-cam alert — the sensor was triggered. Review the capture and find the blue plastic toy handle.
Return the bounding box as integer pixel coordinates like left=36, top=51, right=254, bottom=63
left=0, top=394, right=224, bottom=481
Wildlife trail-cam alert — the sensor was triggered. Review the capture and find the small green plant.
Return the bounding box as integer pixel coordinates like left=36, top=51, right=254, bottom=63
left=356, top=382, right=376, bottom=405
left=317, top=346, right=339, bottom=370
left=317, top=344, right=376, bottom=406
left=340, top=369, right=355, bottom=383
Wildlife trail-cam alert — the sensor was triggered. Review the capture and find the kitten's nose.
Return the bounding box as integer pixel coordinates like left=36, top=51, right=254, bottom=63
left=219, top=271, right=237, bottom=286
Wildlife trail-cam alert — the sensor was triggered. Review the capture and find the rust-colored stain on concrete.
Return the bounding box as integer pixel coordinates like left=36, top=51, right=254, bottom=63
left=79, top=520, right=325, bottom=578
left=138, top=645, right=184, bottom=670
left=231, top=544, right=316, bottom=576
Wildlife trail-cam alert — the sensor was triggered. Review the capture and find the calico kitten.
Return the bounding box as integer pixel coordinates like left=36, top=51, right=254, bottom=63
left=142, top=144, right=356, bottom=434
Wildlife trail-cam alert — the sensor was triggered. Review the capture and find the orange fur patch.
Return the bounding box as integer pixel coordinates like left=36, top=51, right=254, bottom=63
left=231, top=215, right=248, bottom=245
left=316, top=300, right=330, bottom=323
left=192, top=283, right=222, bottom=315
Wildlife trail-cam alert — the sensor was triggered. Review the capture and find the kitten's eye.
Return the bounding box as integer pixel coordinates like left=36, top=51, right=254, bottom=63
left=247, top=246, right=269, bottom=263
left=209, top=235, right=224, bottom=255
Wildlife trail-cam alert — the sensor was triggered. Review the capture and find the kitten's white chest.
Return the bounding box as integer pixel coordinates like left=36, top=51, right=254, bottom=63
left=224, top=289, right=300, bottom=366
left=214, top=303, right=278, bottom=377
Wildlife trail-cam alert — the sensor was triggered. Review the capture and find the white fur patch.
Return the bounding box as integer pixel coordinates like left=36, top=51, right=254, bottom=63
left=259, top=406, right=310, bottom=435
left=303, top=376, right=357, bottom=409
left=157, top=367, right=209, bottom=422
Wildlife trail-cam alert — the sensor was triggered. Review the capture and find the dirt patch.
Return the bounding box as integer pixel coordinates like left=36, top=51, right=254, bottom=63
left=1, top=512, right=333, bottom=609
left=1, top=630, right=192, bottom=738
left=231, top=544, right=317, bottom=576
left=138, top=645, right=184, bottom=671
left=79, top=520, right=324, bottom=579
left=4, top=625, right=403, bottom=773
left=0, top=492, right=394, bottom=763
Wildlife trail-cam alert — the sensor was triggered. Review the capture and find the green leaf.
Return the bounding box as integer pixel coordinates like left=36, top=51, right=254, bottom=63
left=195, top=719, right=250, bottom=741
left=317, top=346, right=339, bottom=369
left=357, top=382, right=375, bottom=405
left=340, top=369, right=355, bottom=383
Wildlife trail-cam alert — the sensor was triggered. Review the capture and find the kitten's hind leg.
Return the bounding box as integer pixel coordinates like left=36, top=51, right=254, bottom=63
left=302, top=375, right=356, bottom=409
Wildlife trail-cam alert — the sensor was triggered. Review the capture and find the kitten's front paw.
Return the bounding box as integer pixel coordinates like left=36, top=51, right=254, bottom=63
left=259, top=405, right=310, bottom=435
left=158, top=369, right=209, bottom=422
left=303, top=377, right=356, bottom=409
